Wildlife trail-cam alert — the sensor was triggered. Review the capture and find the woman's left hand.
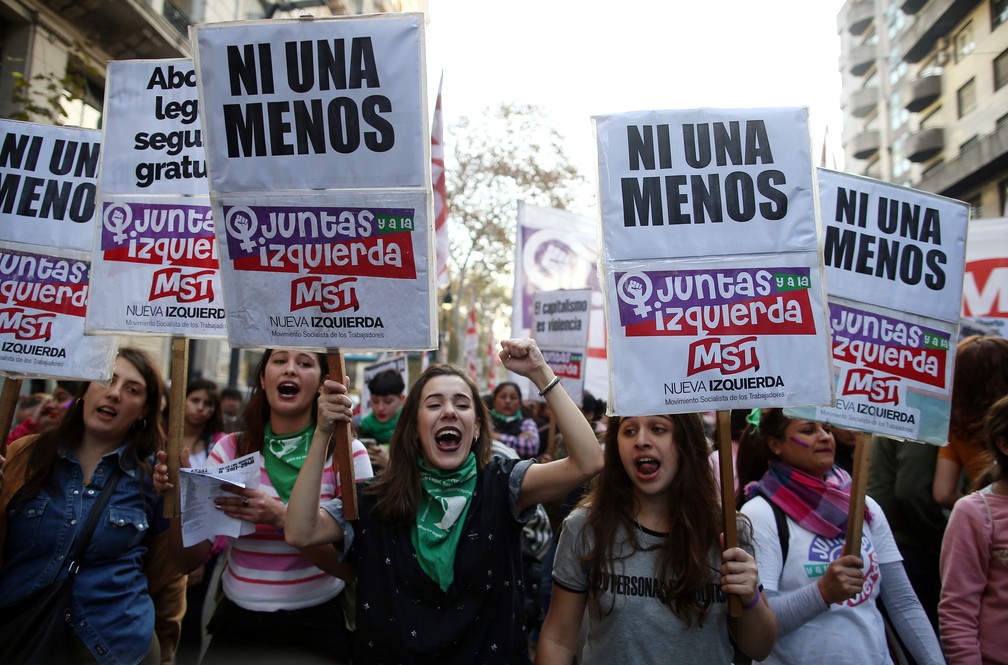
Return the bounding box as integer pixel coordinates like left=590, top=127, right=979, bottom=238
left=215, top=486, right=286, bottom=530
left=316, top=378, right=354, bottom=434
left=720, top=535, right=760, bottom=607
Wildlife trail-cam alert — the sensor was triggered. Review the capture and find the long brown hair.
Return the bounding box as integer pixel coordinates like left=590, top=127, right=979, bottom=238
left=186, top=378, right=223, bottom=445
left=582, top=412, right=721, bottom=626
left=18, top=347, right=166, bottom=499
left=234, top=348, right=328, bottom=458
left=950, top=336, right=1008, bottom=444
left=364, top=364, right=493, bottom=525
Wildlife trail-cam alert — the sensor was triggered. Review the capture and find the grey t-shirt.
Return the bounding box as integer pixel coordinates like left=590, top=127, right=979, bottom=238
left=552, top=507, right=747, bottom=665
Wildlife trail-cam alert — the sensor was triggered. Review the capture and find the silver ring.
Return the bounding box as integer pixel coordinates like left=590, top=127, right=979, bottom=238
left=241, top=497, right=249, bottom=507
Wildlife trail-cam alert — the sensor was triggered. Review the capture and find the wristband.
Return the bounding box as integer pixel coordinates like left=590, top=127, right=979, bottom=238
left=538, top=376, right=560, bottom=396
left=741, top=591, right=762, bottom=611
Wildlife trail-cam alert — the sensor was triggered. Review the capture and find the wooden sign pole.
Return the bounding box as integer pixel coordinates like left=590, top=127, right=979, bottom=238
left=327, top=350, right=357, bottom=520
left=843, top=432, right=873, bottom=557
left=0, top=378, right=22, bottom=456
left=164, top=337, right=188, bottom=518
left=716, top=410, right=742, bottom=617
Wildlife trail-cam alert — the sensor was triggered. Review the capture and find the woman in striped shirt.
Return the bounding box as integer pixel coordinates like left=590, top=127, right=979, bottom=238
left=156, top=348, right=373, bottom=664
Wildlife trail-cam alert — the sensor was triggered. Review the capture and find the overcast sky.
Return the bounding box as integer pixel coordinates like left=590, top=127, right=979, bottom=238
left=425, top=0, right=848, bottom=188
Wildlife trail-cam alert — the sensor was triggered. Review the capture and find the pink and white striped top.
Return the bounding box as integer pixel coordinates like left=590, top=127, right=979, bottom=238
left=208, top=432, right=373, bottom=612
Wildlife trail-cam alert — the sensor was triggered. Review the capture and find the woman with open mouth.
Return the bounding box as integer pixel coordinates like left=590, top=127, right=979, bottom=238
left=535, top=411, right=776, bottom=664
left=153, top=348, right=373, bottom=664
left=0, top=347, right=176, bottom=664
left=737, top=408, right=943, bottom=665
left=285, top=337, right=604, bottom=664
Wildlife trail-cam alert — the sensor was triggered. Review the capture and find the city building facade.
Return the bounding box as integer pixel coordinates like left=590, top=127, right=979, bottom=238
left=838, top=0, right=1008, bottom=219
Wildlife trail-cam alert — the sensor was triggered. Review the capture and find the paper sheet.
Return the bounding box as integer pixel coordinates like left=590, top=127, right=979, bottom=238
left=180, top=451, right=260, bottom=547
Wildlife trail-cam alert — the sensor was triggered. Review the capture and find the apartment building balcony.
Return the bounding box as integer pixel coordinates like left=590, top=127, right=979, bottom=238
left=901, top=0, right=928, bottom=14
left=904, top=73, right=942, bottom=112
left=850, top=129, right=881, bottom=160
left=842, top=0, right=875, bottom=36
left=901, top=0, right=976, bottom=63
left=846, top=41, right=878, bottom=77
left=917, top=123, right=1008, bottom=196
left=39, top=0, right=191, bottom=60
left=849, top=85, right=880, bottom=118
left=907, top=127, right=944, bottom=162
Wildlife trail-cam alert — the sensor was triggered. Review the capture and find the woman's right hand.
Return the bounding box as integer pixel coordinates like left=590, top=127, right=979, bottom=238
left=153, top=448, right=192, bottom=494
left=817, top=554, right=865, bottom=605
left=316, top=378, right=353, bottom=435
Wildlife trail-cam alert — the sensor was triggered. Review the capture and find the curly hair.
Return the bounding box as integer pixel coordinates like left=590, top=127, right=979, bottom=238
left=580, top=412, right=721, bottom=626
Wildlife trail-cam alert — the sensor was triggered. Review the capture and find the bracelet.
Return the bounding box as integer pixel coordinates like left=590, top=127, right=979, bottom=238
left=741, top=591, right=762, bottom=611
left=538, top=376, right=560, bottom=396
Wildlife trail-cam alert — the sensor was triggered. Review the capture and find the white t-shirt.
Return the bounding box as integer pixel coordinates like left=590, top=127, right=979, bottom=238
left=742, top=495, right=901, bottom=665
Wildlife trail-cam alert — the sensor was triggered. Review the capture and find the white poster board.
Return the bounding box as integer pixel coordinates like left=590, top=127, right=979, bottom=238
left=0, top=243, right=117, bottom=379
left=595, top=107, right=834, bottom=415
left=530, top=288, right=591, bottom=406
left=511, top=203, right=607, bottom=401
left=963, top=217, right=1008, bottom=337
left=0, top=118, right=100, bottom=252
left=786, top=169, right=969, bottom=444
left=193, top=14, right=434, bottom=350
left=86, top=59, right=225, bottom=338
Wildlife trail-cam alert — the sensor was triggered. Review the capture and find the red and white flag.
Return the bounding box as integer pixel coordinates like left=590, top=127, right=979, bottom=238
left=464, top=306, right=479, bottom=383
left=432, top=74, right=450, bottom=288
left=486, top=328, right=497, bottom=390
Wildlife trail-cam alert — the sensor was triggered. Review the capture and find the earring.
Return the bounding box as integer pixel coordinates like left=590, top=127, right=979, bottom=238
left=75, top=398, right=82, bottom=406
left=135, top=417, right=147, bottom=429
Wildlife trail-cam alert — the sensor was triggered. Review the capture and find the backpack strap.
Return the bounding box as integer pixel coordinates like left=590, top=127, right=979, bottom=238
left=767, top=498, right=790, bottom=565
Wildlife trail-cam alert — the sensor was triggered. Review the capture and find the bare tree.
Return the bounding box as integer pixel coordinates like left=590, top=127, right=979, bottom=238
left=442, top=102, right=588, bottom=366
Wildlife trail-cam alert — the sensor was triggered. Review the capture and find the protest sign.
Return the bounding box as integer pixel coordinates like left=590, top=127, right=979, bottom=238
left=193, top=14, right=425, bottom=194
left=787, top=169, right=969, bottom=445
left=0, top=242, right=116, bottom=379
left=194, top=15, right=434, bottom=351
left=963, top=217, right=1008, bottom=337
left=512, top=202, right=606, bottom=401
left=595, top=108, right=833, bottom=416
left=0, top=118, right=100, bottom=252
left=215, top=191, right=431, bottom=348
left=530, top=288, right=591, bottom=406
left=86, top=59, right=225, bottom=338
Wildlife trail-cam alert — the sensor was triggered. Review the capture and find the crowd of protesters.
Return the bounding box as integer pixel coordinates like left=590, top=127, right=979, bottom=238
left=2, top=334, right=1008, bottom=664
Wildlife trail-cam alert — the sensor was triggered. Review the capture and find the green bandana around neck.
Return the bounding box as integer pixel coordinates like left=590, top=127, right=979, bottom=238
left=489, top=407, right=523, bottom=424
left=359, top=409, right=400, bottom=445
left=411, top=452, right=478, bottom=592
left=262, top=421, right=314, bottom=503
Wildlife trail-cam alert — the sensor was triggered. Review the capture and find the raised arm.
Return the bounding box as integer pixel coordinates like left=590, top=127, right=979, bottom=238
left=497, top=338, right=603, bottom=512
left=285, top=378, right=353, bottom=548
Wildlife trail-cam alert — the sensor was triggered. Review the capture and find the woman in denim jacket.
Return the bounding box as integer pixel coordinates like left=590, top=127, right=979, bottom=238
left=0, top=347, right=172, bottom=664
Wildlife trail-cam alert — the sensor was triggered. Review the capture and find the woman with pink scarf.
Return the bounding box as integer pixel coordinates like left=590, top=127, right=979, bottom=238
left=736, top=408, right=942, bottom=665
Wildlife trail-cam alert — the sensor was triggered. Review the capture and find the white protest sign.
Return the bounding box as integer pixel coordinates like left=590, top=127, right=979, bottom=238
left=963, top=217, right=1008, bottom=337
left=86, top=60, right=224, bottom=338
left=817, top=169, right=968, bottom=324
left=193, top=15, right=434, bottom=351
left=193, top=14, right=426, bottom=194
left=216, top=190, right=433, bottom=349
left=0, top=118, right=100, bottom=252
left=511, top=203, right=607, bottom=401
left=360, top=354, right=408, bottom=417
left=785, top=170, right=969, bottom=444
left=0, top=242, right=116, bottom=380
left=530, top=289, right=591, bottom=406
left=595, top=107, right=833, bottom=416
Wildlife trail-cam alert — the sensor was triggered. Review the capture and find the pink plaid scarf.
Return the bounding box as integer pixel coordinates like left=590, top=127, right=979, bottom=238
left=744, top=460, right=871, bottom=539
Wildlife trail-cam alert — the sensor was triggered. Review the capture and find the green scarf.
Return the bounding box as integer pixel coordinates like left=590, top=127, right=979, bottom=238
left=411, top=453, right=478, bottom=592
left=262, top=421, right=314, bottom=503
left=359, top=409, right=400, bottom=445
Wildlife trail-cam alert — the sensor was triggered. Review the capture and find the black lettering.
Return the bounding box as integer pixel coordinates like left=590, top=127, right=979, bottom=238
left=362, top=95, right=394, bottom=151
left=621, top=177, right=663, bottom=226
